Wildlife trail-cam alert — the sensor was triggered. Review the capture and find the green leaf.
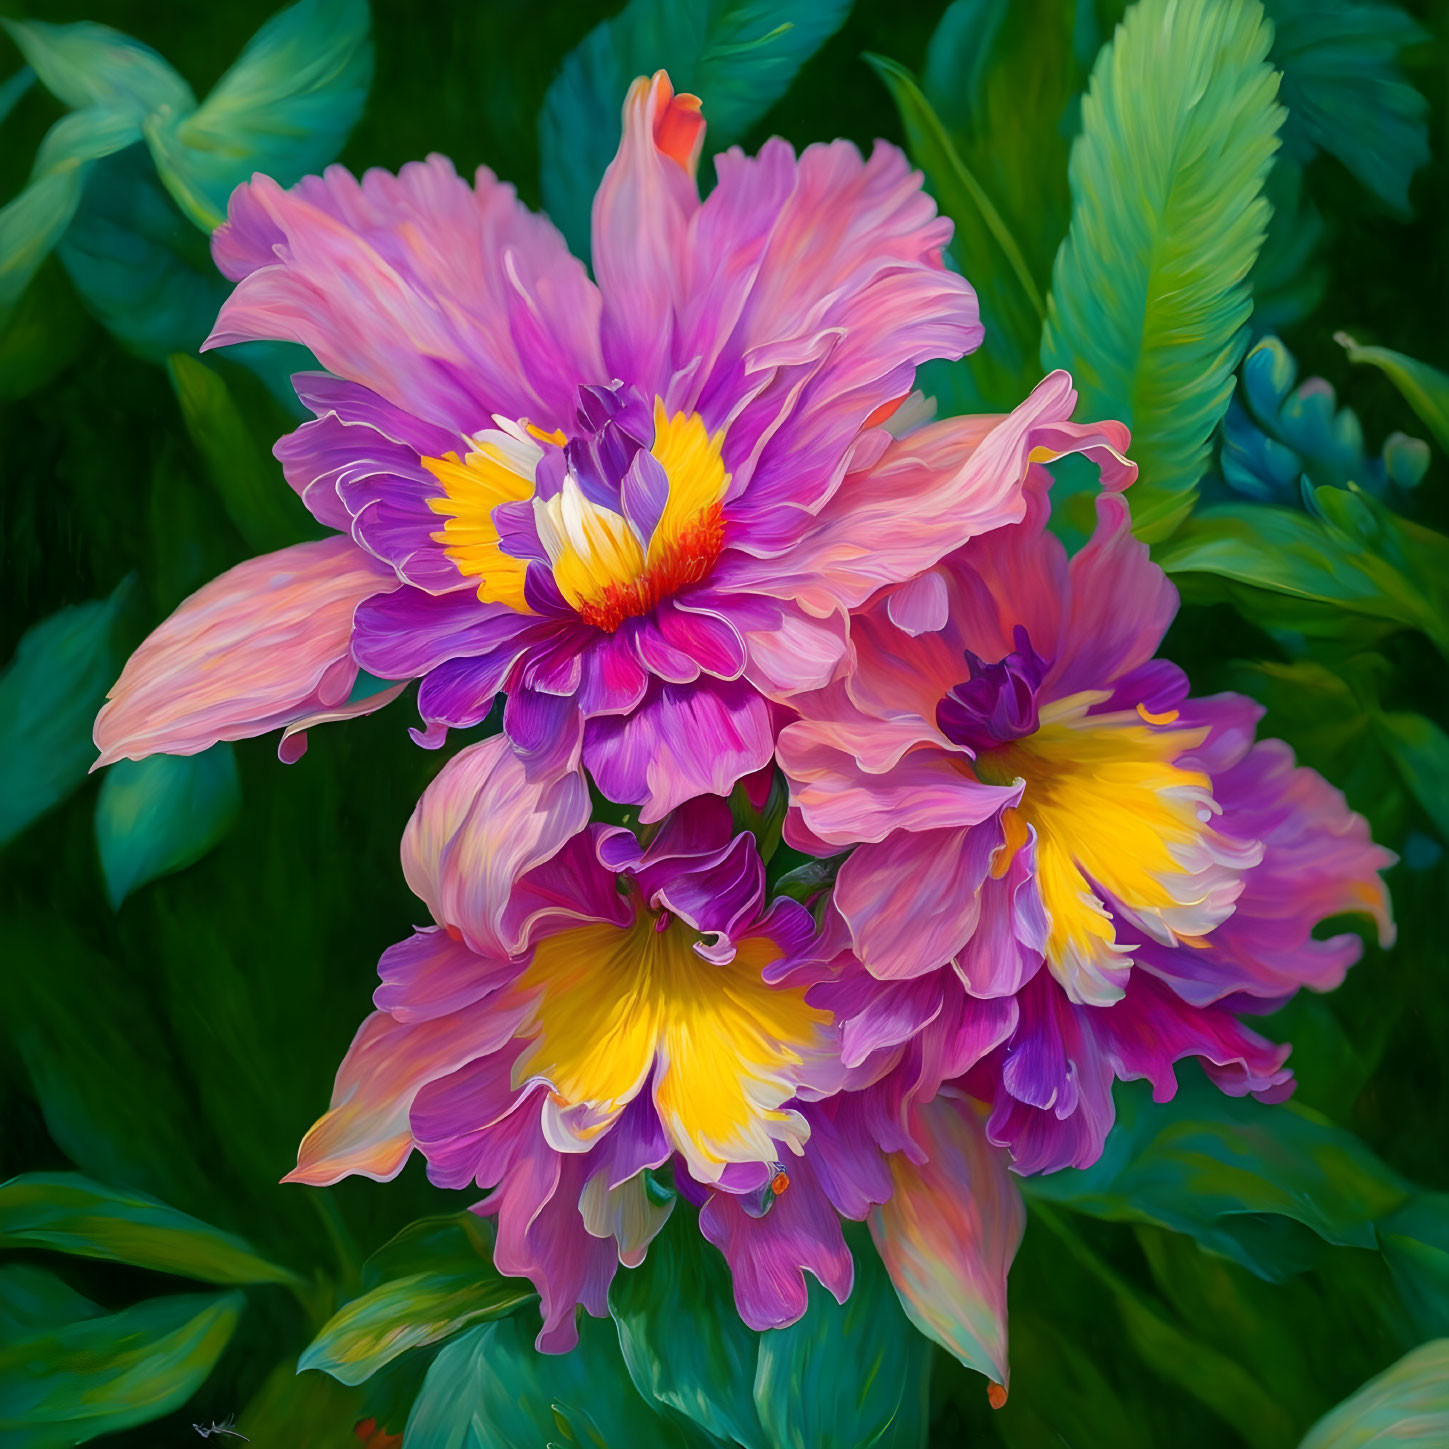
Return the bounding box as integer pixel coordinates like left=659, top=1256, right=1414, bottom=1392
left=0, top=260, right=89, bottom=403
left=1265, top=0, right=1429, bottom=216
left=0, top=579, right=132, bottom=845
left=301, top=1214, right=534, bottom=1386
left=1, top=18, right=193, bottom=117
left=1032, top=1205, right=1297, bottom=1449
left=0, top=1264, right=101, bottom=1338
left=1040, top=0, right=1283, bottom=540
left=1379, top=1194, right=1449, bottom=1340
left=0, top=106, right=143, bottom=316
left=753, top=1229, right=930, bottom=1449
left=239, top=1358, right=367, bottom=1449
left=539, top=0, right=853, bottom=258
left=0, top=65, right=34, bottom=122
left=1376, top=711, right=1449, bottom=839
left=0, top=1289, right=242, bottom=1448
left=94, top=743, right=241, bottom=907
left=612, top=1202, right=766, bottom=1449
left=1336, top=332, right=1449, bottom=454
left=404, top=1314, right=700, bottom=1449
left=1298, top=1339, right=1449, bottom=1448
left=864, top=52, right=1045, bottom=412
left=1248, top=162, right=1326, bottom=333
left=1023, top=1072, right=1409, bottom=1280
left=0, top=1172, right=300, bottom=1286
left=168, top=352, right=311, bottom=550
left=1156, top=493, right=1449, bottom=657
left=145, top=0, right=373, bottom=232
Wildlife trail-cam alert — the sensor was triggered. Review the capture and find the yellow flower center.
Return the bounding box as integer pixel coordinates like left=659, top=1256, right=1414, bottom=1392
left=423, top=402, right=729, bottom=630
left=507, top=905, right=831, bottom=1184
left=974, top=693, right=1257, bottom=1004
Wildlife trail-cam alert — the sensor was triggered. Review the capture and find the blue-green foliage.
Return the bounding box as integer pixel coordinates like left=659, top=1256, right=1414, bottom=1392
left=1040, top=0, right=1284, bottom=541
left=1219, top=336, right=1429, bottom=503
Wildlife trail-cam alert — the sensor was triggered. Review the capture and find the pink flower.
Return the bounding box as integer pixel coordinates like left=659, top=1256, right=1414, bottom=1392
left=94, top=72, right=1116, bottom=814
left=778, top=477, right=1395, bottom=1175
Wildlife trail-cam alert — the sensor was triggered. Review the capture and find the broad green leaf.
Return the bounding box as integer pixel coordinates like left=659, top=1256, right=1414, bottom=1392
left=302, top=1214, right=534, bottom=1386
left=539, top=0, right=853, bottom=258
left=864, top=53, right=1044, bottom=413
left=145, top=0, right=373, bottom=232
left=0, top=578, right=132, bottom=845
left=1023, top=1072, right=1408, bottom=1280
left=1298, top=1339, right=1449, bottom=1448
left=168, top=352, right=311, bottom=550
left=1040, top=0, right=1283, bottom=540
left=240, top=1358, right=366, bottom=1449
left=1, top=18, right=193, bottom=117
left=0, top=1172, right=300, bottom=1286
left=0, top=916, right=215, bottom=1218
left=753, top=1229, right=930, bottom=1449
left=95, top=743, right=241, bottom=907
left=1336, top=332, right=1449, bottom=454
left=0, top=1289, right=242, bottom=1447
left=1376, top=712, right=1449, bottom=839
left=1032, top=1206, right=1296, bottom=1449
left=1265, top=0, right=1429, bottom=216
left=0, top=261, right=88, bottom=403
left=1249, top=162, right=1326, bottom=333
left=612, top=1202, right=766, bottom=1449
left=0, top=1264, right=100, bottom=1338
left=1156, top=494, right=1449, bottom=658
left=0, top=106, right=142, bottom=315
left=404, top=1314, right=699, bottom=1449
left=1379, top=1194, right=1449, bottom=1339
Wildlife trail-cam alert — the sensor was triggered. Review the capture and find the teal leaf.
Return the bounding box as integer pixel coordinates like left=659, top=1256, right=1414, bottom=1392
left=404, top=1314, right=700, bottom=1449
left=0, top=1172, right=300, bottom=1286
left=1040, top=0, right=1283, bottom=540
left=1220, top=335, right=1429, bottom=503
left=864, top=52, right=1045, bottom=413
left=1248, top=161, right=1326, bottom=332
left=1265, top=0, right=1429, bottom=216
left=94, top=743, right=241, bottom=907
left=1375, top=711, right=1449, bottom=839
left=0, top=106, right=143, bottom=316
left=753, top=1229, right=930, bottom=1449
left=1336, top=332, right=1449, bottom=454
left=1298, top=1339, right=1449, bottom=1448
left=1156, top=491, right=1449, bottom=657
left=0, top=1264, right=101, bottom=1338
left=301, top=1214, right=534, bottom=1386
left=0, top=578, right=132, bottom=845
left=1379, top=1194, right=1449, bottom=1339
left=167, top=352, right=312, bottom=551
left=0, top=1289, right=242, bottom=1447
left=0, top=65, right=34, bottom=123
left=1, top=18, right=193, bottom=118
left=539, top=0, right=853, bottom=258
left=611, top=1203, right=766, bottom=1449
left=145, top=0, right=373, bottom=232
left=1022, top=1072, right=1408, bottom=1280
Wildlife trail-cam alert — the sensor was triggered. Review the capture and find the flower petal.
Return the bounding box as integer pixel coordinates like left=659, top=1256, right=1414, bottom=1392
left=870, top=1092, right=1024, bottom=1390
left=94, top=537, right=394, bottom=767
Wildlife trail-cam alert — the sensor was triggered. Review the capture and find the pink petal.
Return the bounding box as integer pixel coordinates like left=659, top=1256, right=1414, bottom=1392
left=870, top=1092, right=1024, bottom=1390
left=593, top=71, right=703, bottom=398
left=401, top=735, right=593, bottom=957
left=285, top=998, right=521, bottom=1186
left=207, top=156, right=604, bottom=432
left=94, top=538, right=395, bottom=768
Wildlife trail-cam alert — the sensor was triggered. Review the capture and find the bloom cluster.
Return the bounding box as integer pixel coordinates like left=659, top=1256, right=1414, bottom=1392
left=94, top=73, right=1393, bottom=1389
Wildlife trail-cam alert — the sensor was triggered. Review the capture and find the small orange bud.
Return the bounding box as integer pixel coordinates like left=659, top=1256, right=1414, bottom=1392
left=770, top=1170, right=790, bottom=1196
left=987, top=1383, right=1008, bottom=1411
left=354, top=1419, right=378, bottom=1441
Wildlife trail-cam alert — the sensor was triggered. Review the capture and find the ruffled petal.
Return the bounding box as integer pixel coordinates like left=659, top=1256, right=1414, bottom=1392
left=401, top=735, right=594, bottom=957
left=583, top=677, right=774, bottom=823
left=870, top=1093, right=1024, bottom=1391
left=94, top=538, right=395, bottom=767
left=208, top=156, right=604, bottom=431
